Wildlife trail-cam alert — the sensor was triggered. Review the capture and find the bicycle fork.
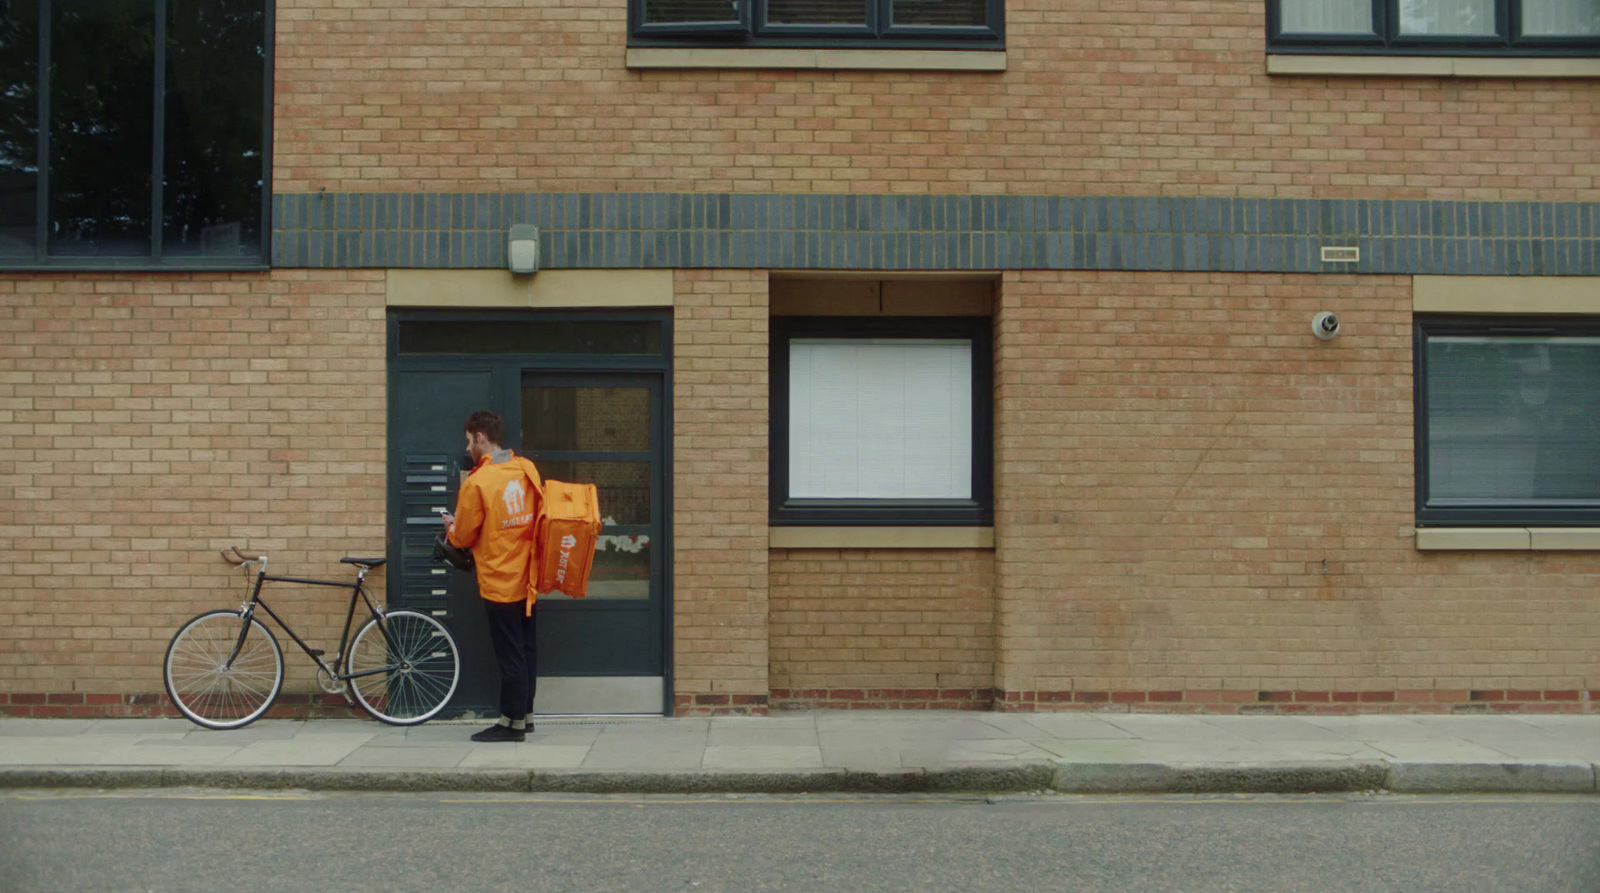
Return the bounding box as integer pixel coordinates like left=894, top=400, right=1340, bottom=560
left=223, top=568, right=270, bottom=670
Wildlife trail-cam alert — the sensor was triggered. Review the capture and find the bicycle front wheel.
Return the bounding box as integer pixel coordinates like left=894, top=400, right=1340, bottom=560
left=164, top=609, right=284, bottom=730
left=346, top=610, right=460, bottom=725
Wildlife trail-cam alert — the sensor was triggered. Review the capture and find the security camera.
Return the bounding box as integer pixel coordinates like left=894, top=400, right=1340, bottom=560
left=1312, top=311, right=1340, bottom=340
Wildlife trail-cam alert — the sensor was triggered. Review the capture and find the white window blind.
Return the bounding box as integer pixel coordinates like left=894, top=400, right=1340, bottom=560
left=1399, top=0, right=1497, bottom=35
left=1279, top=0, right=1374, bottom=33
left=1425, top=336, right=1600, bottom=504
left=1522, top=0, right=1600, bottom=35
left=789, top=338, right=971, bottom=500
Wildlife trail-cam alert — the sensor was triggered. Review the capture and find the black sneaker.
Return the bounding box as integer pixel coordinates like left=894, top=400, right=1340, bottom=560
left=470, top=724, right=525, bottom=743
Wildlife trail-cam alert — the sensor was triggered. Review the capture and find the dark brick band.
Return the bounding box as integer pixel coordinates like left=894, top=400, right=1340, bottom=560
left=272, top=192, right=1600, bottom=277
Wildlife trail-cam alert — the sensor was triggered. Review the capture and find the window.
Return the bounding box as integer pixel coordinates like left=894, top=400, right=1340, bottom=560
left=629, top=0, right=1003, bottom=49
left=1415, top=317, right=1600, bottom=526
left=1268, top=0, right=1600, bottom=54
left=0, top=0, right=270, bottom=267
left=771, top=316, right=992, bottom=526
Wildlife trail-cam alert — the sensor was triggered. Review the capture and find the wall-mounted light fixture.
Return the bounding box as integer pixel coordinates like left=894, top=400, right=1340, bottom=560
left=508, top=225, right=540, bottom=274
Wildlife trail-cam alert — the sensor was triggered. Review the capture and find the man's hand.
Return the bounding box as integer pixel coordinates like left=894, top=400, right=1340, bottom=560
left=439, top=511, right=455, bottom=527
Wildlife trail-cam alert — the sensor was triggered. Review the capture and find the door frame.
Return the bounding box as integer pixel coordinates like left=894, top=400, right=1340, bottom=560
left=386, top=308, right=675, bottom=715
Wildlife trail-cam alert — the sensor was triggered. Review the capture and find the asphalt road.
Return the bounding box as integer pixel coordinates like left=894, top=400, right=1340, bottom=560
left=2, top=790, right=1598, bottom=893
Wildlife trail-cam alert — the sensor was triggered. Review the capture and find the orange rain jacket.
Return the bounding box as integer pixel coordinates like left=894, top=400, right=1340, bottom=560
left=447, top=450, right=544, bottom=608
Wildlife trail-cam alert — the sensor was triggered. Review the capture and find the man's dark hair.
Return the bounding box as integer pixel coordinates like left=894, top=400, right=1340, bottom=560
left=464, top=411, right=505, bottom=446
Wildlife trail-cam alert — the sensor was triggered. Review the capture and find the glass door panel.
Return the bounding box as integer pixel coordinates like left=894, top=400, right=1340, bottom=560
left=525, top=386, right=652, bottom=452
left=520, top=374, right=663, bottom=676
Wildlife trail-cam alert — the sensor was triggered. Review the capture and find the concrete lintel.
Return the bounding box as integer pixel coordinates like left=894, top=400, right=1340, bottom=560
left=386, top=269, right=674, bottom=308
left=1529, top=528, right=1600, bottom=551
left=769, top=527, right=995, bottom=550
left=1414, top=275, right=1600, bottom=315
left=1415, top=528, right=1532, bottom=551
left=1269, top=54, right=1600, bottom=79
left=1415, top=528, right=1600, bottom=551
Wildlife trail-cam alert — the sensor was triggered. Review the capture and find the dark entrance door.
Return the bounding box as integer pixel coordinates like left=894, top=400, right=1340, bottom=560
left=387, top=311, right=671, bottom=715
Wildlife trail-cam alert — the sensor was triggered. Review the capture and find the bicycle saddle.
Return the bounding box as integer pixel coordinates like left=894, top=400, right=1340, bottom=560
left=341, top=557, right=387, bottom=568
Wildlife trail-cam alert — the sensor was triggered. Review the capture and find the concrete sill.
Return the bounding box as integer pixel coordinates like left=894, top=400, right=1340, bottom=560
left=770, top=526, right=995, bottom=550
left=1268, top=54, right=1600, bottom=79
left=1415, top=528, right=1600, bottom=551
left=627, top=48, right=1007, bottom=72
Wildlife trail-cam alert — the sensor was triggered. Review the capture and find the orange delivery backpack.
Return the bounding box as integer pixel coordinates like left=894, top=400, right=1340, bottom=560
left=533, top=480, right=601, bottom=600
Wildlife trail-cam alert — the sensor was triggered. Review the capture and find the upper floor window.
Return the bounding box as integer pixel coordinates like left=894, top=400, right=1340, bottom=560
left=629, top=0, right=1003, bottom=49
left=1268, top=0, right=1600, bottom=54
left=0, top=0, right=270, bottom=268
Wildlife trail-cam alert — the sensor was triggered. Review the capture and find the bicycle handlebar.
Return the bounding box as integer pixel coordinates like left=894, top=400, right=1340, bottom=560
left=221, top=546, right=263, bottom=565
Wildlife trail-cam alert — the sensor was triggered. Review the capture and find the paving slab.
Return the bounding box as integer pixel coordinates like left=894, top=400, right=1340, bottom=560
left=1010, top=714, right=1137, bottom=740
left=85, top=719, right=213, bottom=736
left=1101, top=715, right=1259, bottom=743
left=707, top=726, right=820, bottom=747
left=703, top=745, right=825, bottom=770
left=169, top=722, right=304, bottom=743
left=715, top=714, right=818, bottom=729
left=3, top=711, right=1599, bottom=796
left=1198, top=716, right=1371, bottom=744
left=458, top=745, right=592, bottom=770
left=104, top=745, right=250, bottom=766
left=338, top=745, right=471, bottom=769
left=0, top=736, right=165, bottom=766
left=581, top=735, right=707, bottom=770
left=218, top=733, right=375, bottom=767
left=946, top=739, right=1062, bottom=763
left=816, top=746, right=910, bottom=772
left=1364, top=739, right=1517, bottom=762
left=0, top=719, right=98, bottom=737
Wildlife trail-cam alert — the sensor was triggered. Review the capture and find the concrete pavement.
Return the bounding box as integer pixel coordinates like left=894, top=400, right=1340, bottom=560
left=2, top=711, right=1598, bottom=795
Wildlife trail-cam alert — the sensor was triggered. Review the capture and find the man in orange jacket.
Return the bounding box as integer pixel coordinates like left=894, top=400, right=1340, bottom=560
left=441, top=411, right=543, bottom=743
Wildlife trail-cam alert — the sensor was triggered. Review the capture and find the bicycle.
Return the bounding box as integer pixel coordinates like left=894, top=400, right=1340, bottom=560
left=163, top=546, right=461, bottom=730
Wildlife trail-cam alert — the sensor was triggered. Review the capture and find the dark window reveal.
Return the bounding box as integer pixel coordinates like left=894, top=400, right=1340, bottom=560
left=0, top=0, right=269, bottom=267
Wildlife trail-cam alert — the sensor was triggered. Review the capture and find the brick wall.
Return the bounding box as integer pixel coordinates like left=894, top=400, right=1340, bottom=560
left=671, top=269, right=770, bottom=714
left=275, top=0, right=1599, bottom=201
left=992, top=270, right=1600, bottom=713
left=0, top=271, right=387, bottom=716
left=769, top=548, right=996, bottom=710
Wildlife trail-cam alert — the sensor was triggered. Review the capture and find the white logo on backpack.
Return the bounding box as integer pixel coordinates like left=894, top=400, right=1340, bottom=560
left=557, top=533, right=577, bottom=583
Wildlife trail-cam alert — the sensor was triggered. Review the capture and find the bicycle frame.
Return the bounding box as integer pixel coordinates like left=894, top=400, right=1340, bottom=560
left=227, top=556, right=393, bottom=685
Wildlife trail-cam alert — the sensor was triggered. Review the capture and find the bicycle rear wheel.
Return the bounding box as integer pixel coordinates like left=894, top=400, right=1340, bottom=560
left=345, top=610, right=460, bottom=725
left=164, top=609, right=284, bottom=730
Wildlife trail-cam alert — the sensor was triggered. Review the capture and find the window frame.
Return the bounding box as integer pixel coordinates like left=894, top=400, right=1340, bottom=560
left=1267, top=0, right=1600, bottom=56
left=629, top=0, right=1004, bottom=50
left=1414, top=314, right=1600, bottom=527
left=1, top=0, right=273, bottom=271
left=770, top=315, right=993, bottom=527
